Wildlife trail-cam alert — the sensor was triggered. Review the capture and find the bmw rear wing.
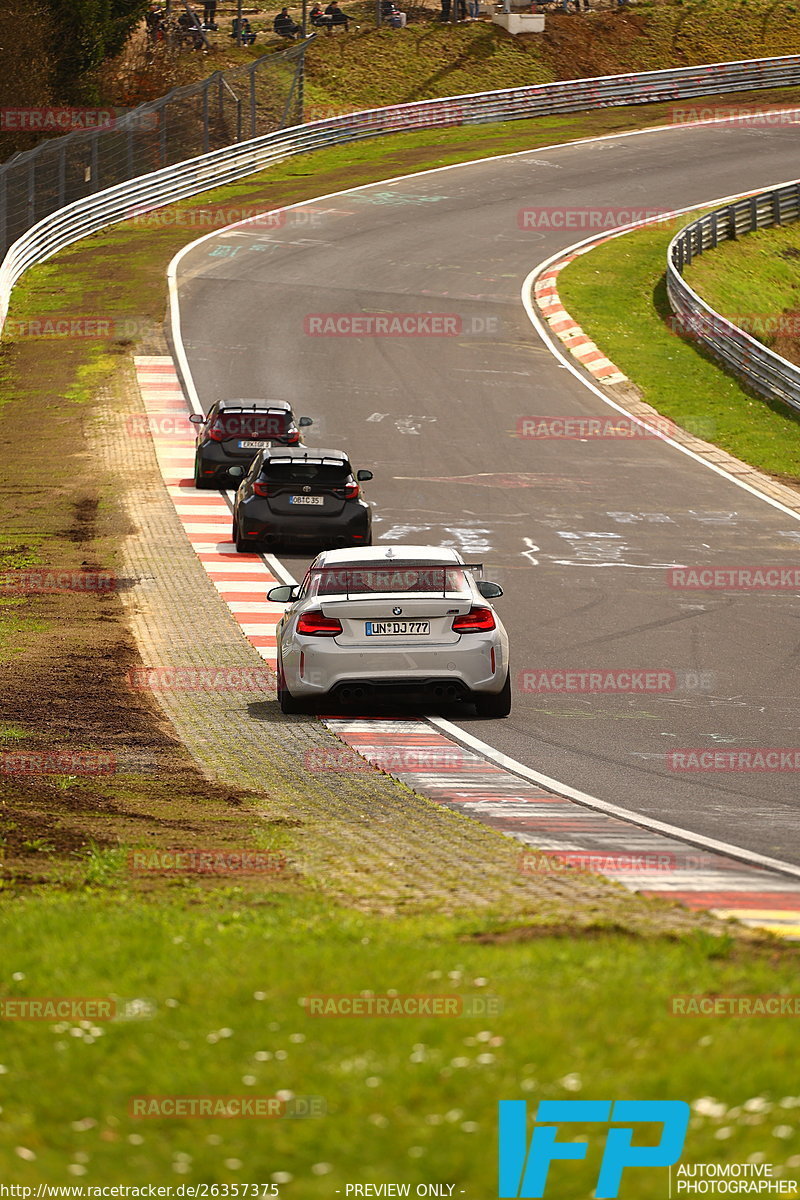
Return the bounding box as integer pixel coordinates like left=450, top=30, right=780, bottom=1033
left=307, top=563, right=484, bottom=599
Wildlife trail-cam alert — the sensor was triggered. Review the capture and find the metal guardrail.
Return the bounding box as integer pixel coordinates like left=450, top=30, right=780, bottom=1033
left=667, top=179, right=800, bottom=413
left=4, top=54, right=800, bottom=332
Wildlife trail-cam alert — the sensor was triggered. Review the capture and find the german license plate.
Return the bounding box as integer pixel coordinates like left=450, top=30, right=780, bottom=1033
left=365, top=621, right=430, bottom=636
left=289, top=495, right=324, bottom=505
left=239, top=440, right=268, bottom=449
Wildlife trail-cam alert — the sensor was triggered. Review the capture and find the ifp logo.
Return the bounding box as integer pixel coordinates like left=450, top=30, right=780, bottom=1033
left=498, top=1100, right=690, bottom=1198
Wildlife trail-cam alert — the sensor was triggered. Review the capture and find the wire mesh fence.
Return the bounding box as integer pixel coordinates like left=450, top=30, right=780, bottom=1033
left=0, top=40, right=309, bottom=260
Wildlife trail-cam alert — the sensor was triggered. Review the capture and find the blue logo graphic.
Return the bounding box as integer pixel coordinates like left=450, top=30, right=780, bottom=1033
left=498, top=1099, right=690, bottom=1198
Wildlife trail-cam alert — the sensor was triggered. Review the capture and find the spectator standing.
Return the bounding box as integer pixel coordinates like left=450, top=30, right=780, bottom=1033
left=202, top=0, right=217, bottom=27
left=146, top=4, right=165, bottom=40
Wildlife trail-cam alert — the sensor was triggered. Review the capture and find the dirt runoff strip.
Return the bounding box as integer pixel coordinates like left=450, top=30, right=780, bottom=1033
left=84, top=349, right=738, bottom=935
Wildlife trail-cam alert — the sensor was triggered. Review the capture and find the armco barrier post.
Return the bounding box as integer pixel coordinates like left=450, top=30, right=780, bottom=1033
left=666, top=177, right=800, bottom=414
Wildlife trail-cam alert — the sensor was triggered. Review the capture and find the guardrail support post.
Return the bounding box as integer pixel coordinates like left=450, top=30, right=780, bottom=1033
left=159, top=102, right=168, bottom=167
left=26, top=161, right=35, bottom=227
left=250, top=63, right=257, bottom=137
left=0, top=172, right=6, bottom=262
left=58, top=145, right=67, bottom=209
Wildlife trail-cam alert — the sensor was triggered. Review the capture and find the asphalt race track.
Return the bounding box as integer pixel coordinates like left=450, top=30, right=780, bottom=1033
left=173, top=117, right=800, bottom=866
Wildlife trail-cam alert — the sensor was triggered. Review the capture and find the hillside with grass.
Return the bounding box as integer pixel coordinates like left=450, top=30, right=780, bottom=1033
left=302, top=0, right=800, bottom=113
left=84, top=0, right=800, bottom=119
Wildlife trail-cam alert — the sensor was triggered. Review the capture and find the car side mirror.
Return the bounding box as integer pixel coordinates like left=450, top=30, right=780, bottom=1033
left=477, top=580, right=503, bottom=599
left=356, top=469, right=373, bottom=482
left=189, top=413, right=204, bottom=425
left=267, top=584, right=298, bottom=603
left=299, top=416, right=313, bottom=427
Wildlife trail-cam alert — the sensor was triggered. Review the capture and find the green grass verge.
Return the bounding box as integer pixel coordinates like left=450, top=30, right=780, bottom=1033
left=557, top=220, right=800, bottom=481
left=0, top=896, right=798, bottom=1187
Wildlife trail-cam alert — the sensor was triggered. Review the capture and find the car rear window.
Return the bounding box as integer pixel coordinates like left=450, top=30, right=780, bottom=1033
left=262, top=461, right=350, bottom=485
left=211, top=412, right=290, bottom=438
left=307, top=566, right=468, bottom=596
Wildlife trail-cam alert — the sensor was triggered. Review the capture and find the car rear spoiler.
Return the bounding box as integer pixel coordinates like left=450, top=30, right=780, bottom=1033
left=308, top=563, right=484, bottom=599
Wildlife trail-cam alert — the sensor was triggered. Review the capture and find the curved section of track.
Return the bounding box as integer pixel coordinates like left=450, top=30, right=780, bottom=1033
left=172, top=117, right=800, bottom=866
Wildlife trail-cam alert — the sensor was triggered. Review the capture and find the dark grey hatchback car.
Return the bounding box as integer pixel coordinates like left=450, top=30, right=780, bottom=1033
left=191, top=398, right=312, bottom=489
left=232, top=447, right=373, bottom=552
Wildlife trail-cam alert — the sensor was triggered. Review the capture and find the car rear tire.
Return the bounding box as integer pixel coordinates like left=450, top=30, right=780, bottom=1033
left=473, top=672, right=511, bottom=719
left=232, top=519, right=250, bottom=554
left=277, top=664, right=306, bottom=714
left=194, top=459, right=215, bottom=489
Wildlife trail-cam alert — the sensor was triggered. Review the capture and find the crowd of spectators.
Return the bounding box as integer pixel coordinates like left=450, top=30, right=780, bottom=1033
left=146, top=0, right=364, bottom=45
left=148, top=0, right=624, bottom=50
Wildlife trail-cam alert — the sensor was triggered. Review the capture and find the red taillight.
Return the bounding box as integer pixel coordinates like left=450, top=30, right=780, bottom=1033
left=207, top=422, right=225, bottom=442
left=452, top=606, right=496, bottom=633
left=343, top=483, right=360, bottom=500
left=296, top=611, right=342, bottom=637
left=253, top=481, right=271, bottom=497
left=284, top=430, right=300, bottom=444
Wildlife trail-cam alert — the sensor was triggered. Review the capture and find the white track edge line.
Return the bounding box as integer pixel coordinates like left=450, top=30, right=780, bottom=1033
left=429, top=715, right=800, bottom=882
